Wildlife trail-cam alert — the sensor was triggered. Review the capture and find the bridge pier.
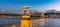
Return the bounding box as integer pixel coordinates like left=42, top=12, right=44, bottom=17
left=21, top=20, right=32, bottom=27
left=21, top=6, right=32, bottom=27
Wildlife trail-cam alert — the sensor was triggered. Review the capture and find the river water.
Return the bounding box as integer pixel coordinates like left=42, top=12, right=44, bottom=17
left=32, top=18, right=60, bottom=27
left=0, top=18, right=60, bottom=27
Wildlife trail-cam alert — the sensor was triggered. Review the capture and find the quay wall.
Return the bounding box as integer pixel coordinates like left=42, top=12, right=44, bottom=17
left=44, top=15, right=60, bottom=18
left=0, top=15, right=60, bottom=18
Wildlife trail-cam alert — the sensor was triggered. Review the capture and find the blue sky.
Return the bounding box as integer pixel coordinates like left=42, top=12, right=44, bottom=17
left=0, top=0, right=60, bottom=12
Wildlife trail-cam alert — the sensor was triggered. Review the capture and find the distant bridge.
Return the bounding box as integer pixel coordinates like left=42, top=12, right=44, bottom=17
left=0, top=6, right=44, bottom=18
left=0, top=13, right=42, bottom=18
left=0, top=13, right=41, bottom=15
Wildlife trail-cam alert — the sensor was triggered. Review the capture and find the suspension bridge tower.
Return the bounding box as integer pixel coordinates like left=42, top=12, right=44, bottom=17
left=23, top=6, right=30, bottom=15
left=21, top=6, right=32, bottom=27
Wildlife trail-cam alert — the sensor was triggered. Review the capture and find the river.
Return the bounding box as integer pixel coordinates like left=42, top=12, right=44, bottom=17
left=0, top=18, right=60, bottom=27
left=32, top=18, right=60, bottom=27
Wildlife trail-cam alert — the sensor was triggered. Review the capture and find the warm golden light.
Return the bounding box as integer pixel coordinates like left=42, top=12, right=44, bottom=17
left=22, top=15, right=30, bottom=19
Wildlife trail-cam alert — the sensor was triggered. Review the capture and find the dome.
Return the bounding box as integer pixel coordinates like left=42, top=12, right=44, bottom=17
left=23, top=6, right=29, bottom=8
left=23, top=6, right=30, bottom=9
left=24, top=6, right=29, bottom=7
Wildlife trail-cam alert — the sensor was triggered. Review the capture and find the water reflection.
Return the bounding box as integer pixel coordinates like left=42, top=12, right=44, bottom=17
left=32, top=18, right=45, bottom=27
left=33, top=18, right=60, bottom=27
left=0, top=18, right=60, bottom=27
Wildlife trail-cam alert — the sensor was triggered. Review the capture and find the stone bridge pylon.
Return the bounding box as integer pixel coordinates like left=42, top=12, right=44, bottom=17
left=21, top=6, right=32, bottom=27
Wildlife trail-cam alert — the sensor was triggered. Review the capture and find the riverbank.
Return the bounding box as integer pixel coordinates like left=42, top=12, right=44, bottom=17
left=44, top=15, right=60, bottom=18
left=0, top=15, right=60, bottom=18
